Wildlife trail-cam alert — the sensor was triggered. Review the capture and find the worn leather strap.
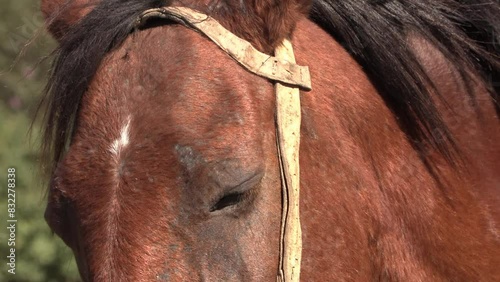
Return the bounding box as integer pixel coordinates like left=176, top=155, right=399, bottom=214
left=136, top=6, right=311, bottom=90
left=275, top=39, right=303, bottom=282
left=136, top=7, right=308, bottom=282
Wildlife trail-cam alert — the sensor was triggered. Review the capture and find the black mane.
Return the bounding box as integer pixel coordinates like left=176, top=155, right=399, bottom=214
left=310, top=0, right=500, bottom=161
left=39, top=0, right=500, bottom=176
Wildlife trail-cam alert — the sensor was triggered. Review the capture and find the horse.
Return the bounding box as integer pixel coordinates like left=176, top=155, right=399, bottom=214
left=39, top=0, right=500, bottom=280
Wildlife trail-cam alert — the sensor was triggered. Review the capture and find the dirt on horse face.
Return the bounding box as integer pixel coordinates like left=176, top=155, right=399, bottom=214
left=40, top=0, right=500, bottom=281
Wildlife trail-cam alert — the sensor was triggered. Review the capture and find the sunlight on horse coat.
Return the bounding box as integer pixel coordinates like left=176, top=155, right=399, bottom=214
left=39, top=0, right=500, bottom=280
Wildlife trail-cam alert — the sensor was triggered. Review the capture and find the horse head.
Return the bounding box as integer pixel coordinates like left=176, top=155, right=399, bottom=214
left=42, top=0, right=312, bottom=280
left=40, top=0, right=500, bottom=281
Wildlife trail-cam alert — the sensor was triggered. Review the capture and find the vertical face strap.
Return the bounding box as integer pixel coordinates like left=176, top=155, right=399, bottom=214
left=275, top=39, right=303, bottom=282
left=137, top=7, right=308, bottom=282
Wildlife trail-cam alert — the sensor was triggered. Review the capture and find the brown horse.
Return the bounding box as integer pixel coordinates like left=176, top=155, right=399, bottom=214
left=39, top=0, right=500, bottom=281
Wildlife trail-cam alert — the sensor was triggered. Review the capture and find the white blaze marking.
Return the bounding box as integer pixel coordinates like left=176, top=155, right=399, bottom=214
left=109, top=116, right=131, bottom=156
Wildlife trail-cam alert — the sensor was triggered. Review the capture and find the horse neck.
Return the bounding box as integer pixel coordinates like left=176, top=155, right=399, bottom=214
left=292, top=18, right=500, bottom=281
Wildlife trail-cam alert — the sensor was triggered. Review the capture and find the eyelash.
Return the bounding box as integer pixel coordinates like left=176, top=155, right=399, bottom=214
left=210, top=191, right=246, bottom=212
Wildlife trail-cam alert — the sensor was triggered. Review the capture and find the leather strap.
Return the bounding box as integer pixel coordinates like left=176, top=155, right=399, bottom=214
left=137, top=7, right=311, bottom=90
left=275, top=39, right=303, bottom=282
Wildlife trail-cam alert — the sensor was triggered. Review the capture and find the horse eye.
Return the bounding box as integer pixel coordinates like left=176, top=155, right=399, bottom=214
left=210, top=191, right=246, bottom=212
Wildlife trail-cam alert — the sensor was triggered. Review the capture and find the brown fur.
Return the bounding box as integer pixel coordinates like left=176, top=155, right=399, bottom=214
left=293, top=24, right=500, bottom=280
left=41, top=0, right=500, bottom=280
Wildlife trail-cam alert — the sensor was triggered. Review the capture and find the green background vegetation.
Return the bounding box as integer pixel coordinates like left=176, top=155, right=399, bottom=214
left=0, top=0, right=80, bottom=281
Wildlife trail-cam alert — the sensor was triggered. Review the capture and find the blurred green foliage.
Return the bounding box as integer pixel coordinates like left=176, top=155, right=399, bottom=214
left=0, top=0, right=80, bottom=281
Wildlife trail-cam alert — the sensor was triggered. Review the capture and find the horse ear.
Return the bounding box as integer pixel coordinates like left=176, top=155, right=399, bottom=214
left=41, top=0, right=95, bottom=40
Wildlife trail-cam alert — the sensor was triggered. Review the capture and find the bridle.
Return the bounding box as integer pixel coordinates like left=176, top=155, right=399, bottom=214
left=136, top=7, right=312, bottom=281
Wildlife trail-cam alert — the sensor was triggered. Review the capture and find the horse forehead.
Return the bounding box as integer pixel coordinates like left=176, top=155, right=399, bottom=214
left=139, top=24, right=263, bottom=80
left=83, top=25, right=270, bottom=123
left=129, top=25, right=274, bottom=144
left=66, top=24, right=273, bottom=176
left=121, top=25, right=272, bottom=113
